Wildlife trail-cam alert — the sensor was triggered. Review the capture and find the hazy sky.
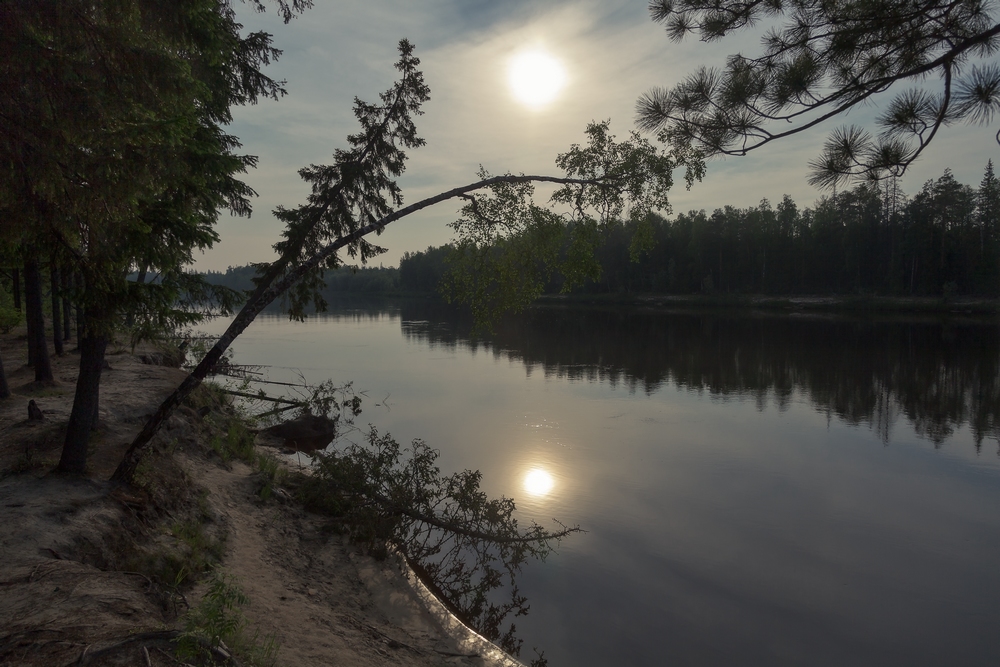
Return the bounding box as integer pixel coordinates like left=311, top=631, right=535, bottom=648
left=197, top=0, right=1000, bottom=271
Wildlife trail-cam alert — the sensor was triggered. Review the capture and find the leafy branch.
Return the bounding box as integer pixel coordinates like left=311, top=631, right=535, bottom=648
left=299, top=427, right=580, bottom=658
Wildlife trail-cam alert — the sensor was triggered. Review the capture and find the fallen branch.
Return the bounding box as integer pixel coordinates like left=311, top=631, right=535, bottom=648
left=256, top=403, right=300, bottom=419
left=71, top=630, right=246, bottom=667
left=216, top=389, right=302, bottom=406
left=72, top=630, right=178, bottom=667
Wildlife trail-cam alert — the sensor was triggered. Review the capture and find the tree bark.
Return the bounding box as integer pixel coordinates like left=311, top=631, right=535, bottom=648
left=0, top=348, right=10, bottom=399
left=24, top=258, right=53, bottom=382
left=62, top=267, right=71, bottom=342
left=75, top=272, right=83, bottom=346
left=50, top=260, right=63, bottom=356
left=12, top=268, right=20, bottom=312
left=25, top=266, right=36, bottom=366
left=58, top=333, right=107, bottom=473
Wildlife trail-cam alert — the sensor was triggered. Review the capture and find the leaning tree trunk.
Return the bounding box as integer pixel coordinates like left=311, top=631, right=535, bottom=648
left=50, top=260, right=63, bottom=356
left=113, top=190, right=406, bottom=482
left=111, top=173, right=602, bottom=484
left=111, top=284, right=270, bottom=483
left=58, top=332, right=108, bottom=473
left=24, top=258, right=53, bottom=382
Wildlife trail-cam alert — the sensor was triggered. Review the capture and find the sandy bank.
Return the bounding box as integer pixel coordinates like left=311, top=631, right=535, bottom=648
left=0, top=327, right=522, bottom=667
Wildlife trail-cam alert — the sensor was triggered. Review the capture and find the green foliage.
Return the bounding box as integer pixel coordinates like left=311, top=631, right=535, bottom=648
left=127, top=273, right=246, bottom=347
left=1, top=0, right=276, bottom=326
left=184, top=338, right=237, bottom=377
left=119, top=452, right=228, bottom=595
left=638, top=0, right=1000, bottom=185
left=263, top=39, right=431, bottom=320
left=417, top=160, right=1000, bottom=297
left=252, top=453, right=286, bottom=502
left=443, top=191, right=570, bottom=330
left=443, top=121, right=685, bottom=329
left=176, top=571, right=278, bottom=667
left=298, top=427, right=577, bottom=658
left=167, top=511, right=227, bottom=584
left=208, top=420, right=256, bottom=463
left=183, top=380, right=292, bottom=501
left=208, top=417, right=286, bottom=501
left=2, top=449, right=48, bottom=477
left=2, top=0, right=308, bottom=470
left=551, top=120, right=680, bottom=219
left=399, top=245, right=453, bottom=293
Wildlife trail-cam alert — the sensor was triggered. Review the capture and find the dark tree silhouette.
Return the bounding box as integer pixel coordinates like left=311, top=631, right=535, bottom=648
left=638, top=0, right=1000, bottom=186
left=11, top=268, right=20, bottom=312
left=1, top=0, right=298, bottom=472
left=23, top=257, right=52, bottom=383
left=50, top=259, right=63, bottom=356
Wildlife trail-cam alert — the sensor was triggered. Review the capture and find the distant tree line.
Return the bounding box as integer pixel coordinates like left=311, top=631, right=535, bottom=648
left=200, top=246, right=449, bottom=301
left=201, top=264, right=401, bottom=301
left=399, top=163, right=1000, bottom=299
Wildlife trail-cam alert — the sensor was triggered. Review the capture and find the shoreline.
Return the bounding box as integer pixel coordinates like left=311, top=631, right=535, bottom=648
left=293, top=291, right=1000, bottom=319
left=0, top=328, right=524, bottom=667
left=535, top=292, right=1000, bottom=316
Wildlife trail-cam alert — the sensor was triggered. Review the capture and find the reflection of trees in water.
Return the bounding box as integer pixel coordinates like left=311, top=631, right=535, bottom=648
left=399, top=302, right=1000, bottom=450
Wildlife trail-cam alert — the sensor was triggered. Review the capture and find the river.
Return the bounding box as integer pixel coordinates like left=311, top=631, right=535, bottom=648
left=200, top=300, right=1000, bottom=666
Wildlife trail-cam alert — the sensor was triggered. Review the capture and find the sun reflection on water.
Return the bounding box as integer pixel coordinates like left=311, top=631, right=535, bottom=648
left=523, top=468, right=555, bottom=496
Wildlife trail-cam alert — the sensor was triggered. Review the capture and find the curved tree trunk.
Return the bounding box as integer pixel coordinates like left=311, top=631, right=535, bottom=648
left=111, top=173, right=605, bottom=484
left=58, top=333, right=107, bottom=473
left=24, top=258, right=53, bottom=382
left=50, top=260, right=63, bottom=356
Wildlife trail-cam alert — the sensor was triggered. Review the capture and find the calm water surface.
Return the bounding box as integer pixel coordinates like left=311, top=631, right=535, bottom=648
left=202, top=301, right=1000, bottom=666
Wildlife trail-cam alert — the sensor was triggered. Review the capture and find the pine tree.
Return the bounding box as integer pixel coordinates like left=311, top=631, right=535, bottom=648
left=638, top=0, right=1000, bottom=186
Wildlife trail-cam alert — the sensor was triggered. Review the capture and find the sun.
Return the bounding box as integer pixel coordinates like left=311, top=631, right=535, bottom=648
left=507, top=50, right=567, bottom=109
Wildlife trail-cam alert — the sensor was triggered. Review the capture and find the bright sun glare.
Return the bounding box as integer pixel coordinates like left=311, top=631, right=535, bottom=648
left=523, top=468, right=555, bottom=496
left=508, top=50, right=567, bottom=109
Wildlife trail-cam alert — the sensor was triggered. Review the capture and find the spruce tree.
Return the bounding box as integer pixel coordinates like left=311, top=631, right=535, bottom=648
left=1, top=0, right=299, bottom=472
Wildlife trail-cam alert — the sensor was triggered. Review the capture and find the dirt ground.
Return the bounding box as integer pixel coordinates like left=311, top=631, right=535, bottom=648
left=0, top=327, right=522, bottom=667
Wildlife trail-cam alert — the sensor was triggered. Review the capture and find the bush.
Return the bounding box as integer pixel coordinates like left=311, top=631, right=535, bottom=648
left=297, top=426, right=577, bottom=658
left=176, top=571, right=278, bottom=667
